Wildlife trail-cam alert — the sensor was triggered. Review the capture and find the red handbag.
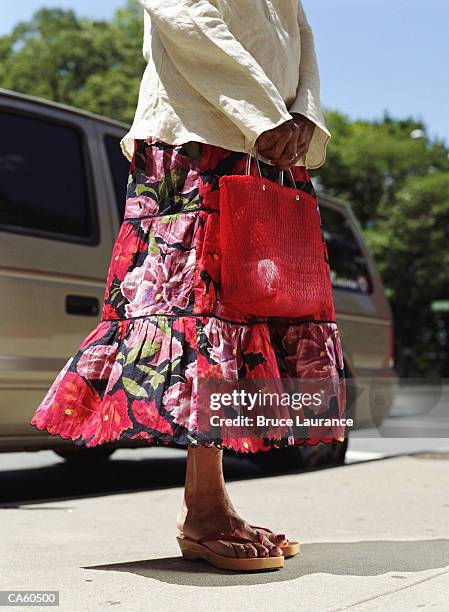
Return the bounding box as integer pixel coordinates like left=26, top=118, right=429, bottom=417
left=218, top=147, right=334, bottom=318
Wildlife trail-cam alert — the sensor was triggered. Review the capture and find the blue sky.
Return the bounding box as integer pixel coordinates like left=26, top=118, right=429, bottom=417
left=1, top=0, right=448, bottom=144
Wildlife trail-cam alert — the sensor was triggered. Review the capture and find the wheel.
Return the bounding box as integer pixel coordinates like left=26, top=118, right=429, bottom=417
left=249, top=437, right=348, bottom=474
left=53, top=446, right=116, bottom=464
left=250, top=364, right=354, bottom=473
left=294, top=365, right=352, bottom=469
left=248, top=446, right=306, bottom=475
left=297, top=437, right=348, bottom=468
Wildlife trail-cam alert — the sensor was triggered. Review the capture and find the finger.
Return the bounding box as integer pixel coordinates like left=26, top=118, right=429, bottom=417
left=258, top=121, right=296, bottom=160
left=256, top=132, right=279, bottom=153
left=272, top=150, right=302, bottom=172
left=256, top=122, right=293, bottom=150
left=276, top=139, right=307, bottom=169
left=270, top=125, right=298, bottom=161
left=281, top=126, right=300, bottom=162
left=270, top=127, right=300, bottom=167
left=272, top=154, right=299, bottom=171
left=259, top=135, right=290, bottom=161
left=297, top=140, right=308, bottom=155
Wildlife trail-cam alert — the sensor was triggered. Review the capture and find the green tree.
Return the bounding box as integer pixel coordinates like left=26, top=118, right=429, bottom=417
left=317, top=111, right=449, bottom=227
left=316, top=112, right=449, bottom=376
left=366, top=172, right=449, bottom=376
left=0, top=1, right=145, bottom=123
left=1, top=5, right=449, bottom=376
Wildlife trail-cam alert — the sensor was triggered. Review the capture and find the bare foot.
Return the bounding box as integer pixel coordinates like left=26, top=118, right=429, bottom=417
left=181, top=504, right=286, bottom=559
left=177, top=500, right=288, bottom=550
left=180, top=445, right=288, bottom=559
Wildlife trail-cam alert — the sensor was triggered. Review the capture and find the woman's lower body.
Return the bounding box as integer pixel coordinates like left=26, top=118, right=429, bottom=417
left=31, top=137, right=346, bottom=568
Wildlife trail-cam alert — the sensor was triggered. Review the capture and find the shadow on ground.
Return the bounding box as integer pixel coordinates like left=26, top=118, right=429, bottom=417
left=0, top=452, right=261, bottom=505
left=85, top=539, right=449, bottom=587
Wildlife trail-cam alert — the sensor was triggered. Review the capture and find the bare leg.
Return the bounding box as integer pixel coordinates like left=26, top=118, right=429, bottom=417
left=176, top=445, right=195, bottom=532
left=179, top=444, right=287, bottom=558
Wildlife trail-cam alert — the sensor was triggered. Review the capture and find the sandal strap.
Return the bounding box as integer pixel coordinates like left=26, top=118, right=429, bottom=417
left=250, top=525, right=289, bottom=543
left=195, top=530, right=264, bottom=546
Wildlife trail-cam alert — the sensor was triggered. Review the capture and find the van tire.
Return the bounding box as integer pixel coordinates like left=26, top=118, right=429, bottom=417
left=53, top=447, right=116, bottom=463
left=247, top=446, right=305, bottom=475
left=289, top=365, right=353, bottom=470
left=296, top=437, right=348, bottom=469
left=248, top=364, right=355, bottom=474
left=248, top=437, right=348, bottom=474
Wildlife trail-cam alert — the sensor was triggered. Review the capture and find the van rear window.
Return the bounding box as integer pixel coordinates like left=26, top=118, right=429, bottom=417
left=320, top=206, right=372, bottom=294
left=0, top=111, right=96, bottom=243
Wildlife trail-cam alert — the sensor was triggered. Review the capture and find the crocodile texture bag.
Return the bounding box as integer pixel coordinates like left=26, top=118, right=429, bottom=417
left=218, top=147, right=333, bottom=318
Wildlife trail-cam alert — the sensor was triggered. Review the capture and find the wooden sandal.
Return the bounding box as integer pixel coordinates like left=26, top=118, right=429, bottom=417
left=177, top=529, right=284, bottom=571
left=250, top=525, right=300, bottom=558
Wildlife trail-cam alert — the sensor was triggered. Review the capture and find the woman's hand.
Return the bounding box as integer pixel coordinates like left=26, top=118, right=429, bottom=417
left=289, top=113, right=316, bottom=168
left=255, top=113, right=316, bottom=170
left=255, top=118, right=299, bottom=170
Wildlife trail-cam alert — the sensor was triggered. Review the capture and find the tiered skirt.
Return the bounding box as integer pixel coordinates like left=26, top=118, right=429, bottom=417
left=31, top=138, right=346, bottom=453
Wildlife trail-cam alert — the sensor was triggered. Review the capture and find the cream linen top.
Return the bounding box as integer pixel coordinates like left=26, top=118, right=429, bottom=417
left=120, top=0, right=331, bottom=169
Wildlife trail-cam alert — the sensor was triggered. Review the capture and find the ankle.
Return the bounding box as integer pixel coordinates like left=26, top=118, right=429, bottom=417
left=186, top=495, right=235, bottom=522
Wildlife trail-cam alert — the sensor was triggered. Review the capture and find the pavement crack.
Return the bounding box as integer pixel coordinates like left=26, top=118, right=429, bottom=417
left=334, top=567, right=449, bottom=610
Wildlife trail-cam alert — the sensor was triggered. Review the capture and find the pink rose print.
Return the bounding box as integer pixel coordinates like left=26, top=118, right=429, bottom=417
left=105, top=360, right=123, bottom=394
left=33, top=357, right=73, bottom=413
left=202, top=318, right=249, bottom=378
left=125, top=195, right=159, bottom=219
left=123, top=319, right=184, bottom=367
left=163, top=361, right=197, bottom=430
left=76, top=343, right=118, bottom=380
left=122, top=249, right=195, bottom=316
left=140, top=213, right=197, bottom=247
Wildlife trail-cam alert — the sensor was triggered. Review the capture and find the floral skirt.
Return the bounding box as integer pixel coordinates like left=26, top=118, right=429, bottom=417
left=30, top=138, right=346, bottom=453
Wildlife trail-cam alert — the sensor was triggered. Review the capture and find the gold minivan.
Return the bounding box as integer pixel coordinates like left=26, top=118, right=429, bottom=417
left=0, top=88, right=397, bottom=468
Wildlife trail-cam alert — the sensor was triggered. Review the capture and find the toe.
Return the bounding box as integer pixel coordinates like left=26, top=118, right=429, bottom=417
left=254, top=543, right=269, bottom=557
left=270, top=532, right=288, bottom=546
left=233, top=543, right=248, bottom=559
left=264, top=537, right=283, bottom=557
left=244, top=544, right=258, bottom=558
left=214, top=541, right=234, bottom=558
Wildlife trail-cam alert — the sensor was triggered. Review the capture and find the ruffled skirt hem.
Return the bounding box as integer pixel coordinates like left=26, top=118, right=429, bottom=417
left=30, top=418, right=346, bottom=454
left=30, top=314, right=346, bottom=454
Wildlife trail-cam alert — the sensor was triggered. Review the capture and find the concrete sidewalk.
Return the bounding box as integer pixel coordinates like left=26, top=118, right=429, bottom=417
left=2, top=455, right=449, bottom=611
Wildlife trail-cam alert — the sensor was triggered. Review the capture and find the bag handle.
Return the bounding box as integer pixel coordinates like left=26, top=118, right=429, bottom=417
left=246, top=146, right=296, bottom=188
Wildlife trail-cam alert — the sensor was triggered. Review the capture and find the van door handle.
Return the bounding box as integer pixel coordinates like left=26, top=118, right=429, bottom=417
left=65, top=295, right=100, bottom=317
